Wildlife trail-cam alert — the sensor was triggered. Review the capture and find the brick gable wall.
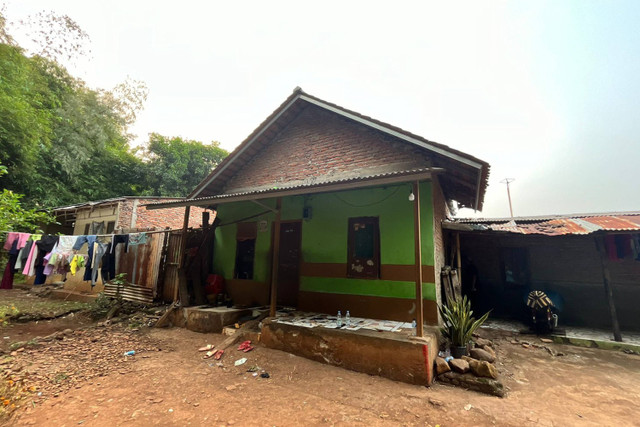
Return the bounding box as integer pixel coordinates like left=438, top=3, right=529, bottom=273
left=224, top=105, right=433, bottom=193
left=117, top=199, right=208, bottom=231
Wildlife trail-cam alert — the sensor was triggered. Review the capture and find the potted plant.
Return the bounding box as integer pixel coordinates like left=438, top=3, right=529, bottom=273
left=439, top=295, right=490, bottom=358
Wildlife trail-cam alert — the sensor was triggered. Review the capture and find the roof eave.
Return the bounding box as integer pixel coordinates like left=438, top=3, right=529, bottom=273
left=148, top=168, right=440, bottom=210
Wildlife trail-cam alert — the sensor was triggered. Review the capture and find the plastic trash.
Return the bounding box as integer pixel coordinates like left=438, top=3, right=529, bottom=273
left=345, top=310, right=351, bottom=326
left=124, top=350, right=135, bottom=356
left=337, top=310, right=342, bottom=327
left=234, top=357, right=247, bottom=366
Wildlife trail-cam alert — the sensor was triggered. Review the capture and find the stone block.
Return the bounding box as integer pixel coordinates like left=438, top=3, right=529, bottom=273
left=470, top=347, right=495, bottom=363
left=475, top=337, right=493, bottom=347
left=449, top=358, right=469, bottom=373
left=435, top=357, right=451, bottom=374
left=437, top=371, right=505, bottom=397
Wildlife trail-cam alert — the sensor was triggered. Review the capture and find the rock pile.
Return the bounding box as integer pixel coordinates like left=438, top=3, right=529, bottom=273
left=435, top=338, right=505, bottom=397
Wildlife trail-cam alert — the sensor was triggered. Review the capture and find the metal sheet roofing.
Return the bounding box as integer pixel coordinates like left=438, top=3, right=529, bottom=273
left=445, top=212, right=640, bottom=236
left=146, top=167, right=441, bottom=210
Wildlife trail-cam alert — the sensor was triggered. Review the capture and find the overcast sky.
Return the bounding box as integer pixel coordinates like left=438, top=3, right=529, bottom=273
left=4, top=1, right=639, bottom=218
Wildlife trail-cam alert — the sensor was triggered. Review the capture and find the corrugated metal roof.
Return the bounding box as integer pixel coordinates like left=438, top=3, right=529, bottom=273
left=146, top=167, right=441, bottom=210
left=49, top=196, right=188, bottom=213
left=445, top=212, right=640, bottom=236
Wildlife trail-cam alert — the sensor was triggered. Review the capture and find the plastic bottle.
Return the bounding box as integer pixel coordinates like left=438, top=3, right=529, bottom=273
left=337, top=310, right=342, bottom=327
left=345, top=310, right=351, bottom=327
left=124, top=350, right=135, bottom=356
left=411, top=319, right=417, bottom=328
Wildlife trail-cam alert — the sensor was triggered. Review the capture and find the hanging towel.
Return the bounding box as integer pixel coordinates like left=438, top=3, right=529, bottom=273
left=128, top=232, right=148, bottom=247
left=22, top=235, right=42, bottom=276
left=3, top=232, right=30, bottom=251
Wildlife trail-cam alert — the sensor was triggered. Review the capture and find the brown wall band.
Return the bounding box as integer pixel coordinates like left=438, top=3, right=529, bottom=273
left=297, top=291, right=438, bottom=325
left=300, top=262, right=436, bottom=283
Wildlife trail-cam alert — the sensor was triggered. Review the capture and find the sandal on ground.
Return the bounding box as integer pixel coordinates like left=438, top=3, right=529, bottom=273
left=198, top=344, right=215, bottom=352
left=213, top=349, right=225, bottom=360
left=237, top=340, right=252, bottom=351
left=203, top=350, right=216, bottom=359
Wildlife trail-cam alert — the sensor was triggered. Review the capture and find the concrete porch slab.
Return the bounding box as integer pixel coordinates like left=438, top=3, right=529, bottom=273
left=171, top=305, right=254, bottom=333
left=261, top=318, right=438, bottom=386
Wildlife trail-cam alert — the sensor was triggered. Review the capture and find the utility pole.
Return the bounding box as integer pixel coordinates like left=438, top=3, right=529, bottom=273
left=500, top=178, right=515, bottom=218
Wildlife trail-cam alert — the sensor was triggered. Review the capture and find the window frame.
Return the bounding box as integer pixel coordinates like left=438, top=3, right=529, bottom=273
left=347, top=216, right=380, bottom=279
left=234, top=222, right=258, bottom=280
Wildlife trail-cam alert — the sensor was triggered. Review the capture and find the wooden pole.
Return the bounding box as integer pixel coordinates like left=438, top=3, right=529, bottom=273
left=594, top=235, right=622, bottom=342
left=174, top=205, right=191, bottom=302
left=413, top=181, right=424, bottom=337
left=269, top=198, right=282, bottom=317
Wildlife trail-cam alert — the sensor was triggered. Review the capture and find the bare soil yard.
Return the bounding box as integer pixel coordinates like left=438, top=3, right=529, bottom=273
left=1, top=289, right=639, bottom=426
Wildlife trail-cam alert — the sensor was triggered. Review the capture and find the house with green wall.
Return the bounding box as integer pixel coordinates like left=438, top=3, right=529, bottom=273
left=149, top=87, right=489, bottom=335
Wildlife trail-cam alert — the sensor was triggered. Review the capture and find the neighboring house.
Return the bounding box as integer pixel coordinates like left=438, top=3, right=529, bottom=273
left=444, top=212, right=640, bottom=338
left=148, top=87, right=490, bottom=335
left=48, top=196, right=207, bottom=236
left=42, top=197, right=208, bottom=293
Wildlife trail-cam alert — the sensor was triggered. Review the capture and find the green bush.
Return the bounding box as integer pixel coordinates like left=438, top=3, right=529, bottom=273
left=439, top=295, right=490, bottom=347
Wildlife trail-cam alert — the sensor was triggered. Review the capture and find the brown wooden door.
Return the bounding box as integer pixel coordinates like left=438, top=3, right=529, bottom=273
left=277, top=221, right=302, bottom=307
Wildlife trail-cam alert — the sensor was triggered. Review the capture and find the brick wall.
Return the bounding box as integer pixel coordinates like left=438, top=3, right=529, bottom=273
left=117, top=199, right=208, bottom=231
left=225, top=105, right=432, bottom=193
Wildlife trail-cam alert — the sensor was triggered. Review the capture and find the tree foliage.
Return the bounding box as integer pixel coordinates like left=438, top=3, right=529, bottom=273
left=140, top=133, right=228, bottom=197
left=0, top=9, right=226, bottom=210
left=0, top=165, right=55, bottom=233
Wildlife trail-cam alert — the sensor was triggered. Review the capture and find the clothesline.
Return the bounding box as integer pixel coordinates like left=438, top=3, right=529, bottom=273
left=0, top=227, right=191, bottom=238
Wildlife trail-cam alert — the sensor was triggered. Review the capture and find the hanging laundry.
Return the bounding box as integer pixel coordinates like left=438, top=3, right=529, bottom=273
left=127, top=232, right=148, bottom=285
left=21, top=235, right=42, bottom=276
left=33, top=235, right=59, bottom=285
left=70, top=254, right=87, bottom=276
left=34, top=235, right=59, bottom=266
left=91, top=242, right=110, bottom=287
left=42, top=243, right=58, bottom=276
left=3, top=232, right=30, bottom=251
left=1, top=239, right=20, bottom=290
left=128, top=232, right=148, bottom=247
left=72, top=235, right=97, bottom=251
left=101, top=242, right=116, bottom=282
left=54, top=236, right=79, bottom=254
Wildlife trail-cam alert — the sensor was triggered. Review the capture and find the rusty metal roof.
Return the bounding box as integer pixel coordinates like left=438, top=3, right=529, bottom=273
left=445, top=212, right=640, bottom=236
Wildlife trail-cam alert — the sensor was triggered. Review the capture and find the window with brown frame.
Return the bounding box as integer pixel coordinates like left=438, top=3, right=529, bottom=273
left=347, top=217, right=380, bottom=279
left=234, top=222, right=257, bottom=280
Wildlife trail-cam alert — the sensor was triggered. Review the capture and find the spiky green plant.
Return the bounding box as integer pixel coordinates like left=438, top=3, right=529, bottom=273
left=439, top=295, right=491, bottom=347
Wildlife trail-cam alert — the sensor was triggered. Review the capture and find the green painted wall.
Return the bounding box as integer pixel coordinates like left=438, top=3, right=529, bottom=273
left=299, top=182, right=433, bottom=265
left=212, top=181, right=436, bottom=301
left=213, top=200, right=276, bottom=284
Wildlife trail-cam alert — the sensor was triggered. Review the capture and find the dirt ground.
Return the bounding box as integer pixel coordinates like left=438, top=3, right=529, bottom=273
left=2, top=292, right=640, bottom=426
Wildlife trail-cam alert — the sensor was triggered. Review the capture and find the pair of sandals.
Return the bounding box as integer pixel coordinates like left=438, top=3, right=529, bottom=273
left=237, top=340, right=254, bottom=353
left=199, top=344, right=224, bottom=360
